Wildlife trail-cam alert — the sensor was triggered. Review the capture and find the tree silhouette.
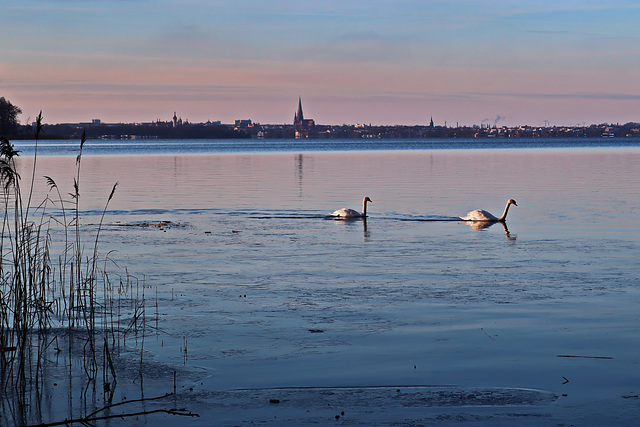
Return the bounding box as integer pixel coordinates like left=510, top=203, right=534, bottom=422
left=0, top=97, right=22, bottom=136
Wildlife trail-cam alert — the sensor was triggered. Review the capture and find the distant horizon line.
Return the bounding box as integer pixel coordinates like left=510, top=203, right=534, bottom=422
left=33, top=119, right=639, bottom=129
left=13, top=97, right=639, bottom=129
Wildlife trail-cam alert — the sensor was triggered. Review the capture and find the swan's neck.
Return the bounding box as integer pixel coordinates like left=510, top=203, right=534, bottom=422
left=362, top=199, right=368, bottom=217
left=498, top=201, right=512, bottom=221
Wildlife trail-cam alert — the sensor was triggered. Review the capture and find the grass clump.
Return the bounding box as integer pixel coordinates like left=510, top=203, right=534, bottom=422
left=0, top=113, right=181, bottom=425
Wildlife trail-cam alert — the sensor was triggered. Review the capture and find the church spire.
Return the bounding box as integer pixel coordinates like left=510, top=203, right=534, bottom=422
left=292, top=97, right=315, bottom=136
left=294, top=96, right=305, bottom=129
left=297, top=96, right=304, bottom=122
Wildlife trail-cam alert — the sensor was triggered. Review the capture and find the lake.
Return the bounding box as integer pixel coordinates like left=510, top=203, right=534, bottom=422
left=7, top=138, right=640, bottom=425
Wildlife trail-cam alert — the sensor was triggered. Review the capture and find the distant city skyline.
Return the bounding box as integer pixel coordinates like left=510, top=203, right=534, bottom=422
left=2, top=1, right=640, bottom=127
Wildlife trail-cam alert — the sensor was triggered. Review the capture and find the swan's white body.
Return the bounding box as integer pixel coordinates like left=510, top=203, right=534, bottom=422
left=460, top=199, right=517, bottom=222
left=331, top=196, right=372, bottom=219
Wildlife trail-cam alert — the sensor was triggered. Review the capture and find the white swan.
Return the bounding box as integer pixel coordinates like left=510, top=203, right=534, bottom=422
left=331, top=196, right=372, bottom=219
left=460, top=199, right=517, bottom=222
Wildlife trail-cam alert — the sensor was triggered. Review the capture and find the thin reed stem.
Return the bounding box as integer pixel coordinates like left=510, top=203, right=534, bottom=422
left=0, top=130, right=164, bottom=426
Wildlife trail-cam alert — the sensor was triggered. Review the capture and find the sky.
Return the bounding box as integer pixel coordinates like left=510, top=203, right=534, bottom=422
left=1, top=0, right=640, bottom=127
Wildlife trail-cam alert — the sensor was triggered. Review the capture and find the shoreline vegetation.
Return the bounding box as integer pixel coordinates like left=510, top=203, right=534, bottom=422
left=5, top=120, right=640, bottom=141
left=0, top=114, right=196, bottom=425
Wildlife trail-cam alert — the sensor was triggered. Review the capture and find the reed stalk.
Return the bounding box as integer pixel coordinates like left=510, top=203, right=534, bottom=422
left=0, top=124, right=153, bottom=425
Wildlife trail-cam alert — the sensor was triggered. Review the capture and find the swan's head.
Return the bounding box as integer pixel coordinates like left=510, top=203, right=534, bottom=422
left=508, top=199, right=517, bottom=206
left=363, top=196, right=372, bottom=204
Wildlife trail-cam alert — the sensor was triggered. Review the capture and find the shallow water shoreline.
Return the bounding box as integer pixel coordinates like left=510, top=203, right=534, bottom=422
left=3, top=145, right=640, bottom=425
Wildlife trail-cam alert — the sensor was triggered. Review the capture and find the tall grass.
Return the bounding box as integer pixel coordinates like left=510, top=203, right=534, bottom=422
left=0, top=115, right=151, bottom=425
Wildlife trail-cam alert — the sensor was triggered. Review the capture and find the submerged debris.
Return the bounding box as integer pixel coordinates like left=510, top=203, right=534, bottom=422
left=111, top=220, right=184, bottom=230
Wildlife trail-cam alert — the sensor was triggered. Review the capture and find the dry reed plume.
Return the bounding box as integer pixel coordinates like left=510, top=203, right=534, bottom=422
left=0, top=113, right=194, bottom=425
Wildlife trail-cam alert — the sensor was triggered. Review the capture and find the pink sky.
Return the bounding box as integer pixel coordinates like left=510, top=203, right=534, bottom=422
left=2, top=1, right=640, bottom=127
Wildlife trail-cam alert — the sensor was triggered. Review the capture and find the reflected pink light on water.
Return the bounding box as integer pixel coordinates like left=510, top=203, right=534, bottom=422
left=13, top=148, right=640, bottom=228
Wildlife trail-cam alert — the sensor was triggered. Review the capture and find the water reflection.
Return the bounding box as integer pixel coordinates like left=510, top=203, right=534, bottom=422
left=6, top=146, right=639, bottom=425
left=363, top=217, right=370, bottom=239
left=460, top=220, right=517, bottom=240
left=295, top=153, right=304, bottom=199
left=328, top=215, right=371, bottom=240
left=15, top=149, right=640, bottom=235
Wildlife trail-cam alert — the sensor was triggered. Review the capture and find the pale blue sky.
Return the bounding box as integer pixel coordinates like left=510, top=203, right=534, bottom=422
left=2, top=0, right=639, bottom=126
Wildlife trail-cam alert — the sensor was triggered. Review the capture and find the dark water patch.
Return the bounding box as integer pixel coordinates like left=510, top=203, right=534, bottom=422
left=170, top=385, right=557, bottom=426
left=223, top=385, right=558, bottom=407
left=109, top=220, right=187, bottom=230
left=398, top=215, right=461, bottom=222
left=108, top=208, right=455, bottom=222
left=253, top=214, right=330, bottom=219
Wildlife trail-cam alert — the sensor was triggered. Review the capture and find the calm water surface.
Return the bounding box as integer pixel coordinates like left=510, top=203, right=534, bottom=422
left=13, top=140, right=640, bottom=425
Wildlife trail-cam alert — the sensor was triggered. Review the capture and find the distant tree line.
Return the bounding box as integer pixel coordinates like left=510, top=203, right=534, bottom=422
left=42, top=122, right=250, bottom=140
left=0, top=96, right=250, bottom=139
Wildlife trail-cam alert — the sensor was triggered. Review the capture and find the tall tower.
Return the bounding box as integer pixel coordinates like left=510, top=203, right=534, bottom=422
left=294, top=96, right=304, bottom=128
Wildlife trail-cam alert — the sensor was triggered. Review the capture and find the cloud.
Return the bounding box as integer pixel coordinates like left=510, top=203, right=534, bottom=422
left=286, top=30, right=416, bottom=64
left=153, top=24, right=212, bottom=50
left=10, top=81, right=256, bottom=97
left=479, top=92, right=640, bottom=101
left=333, top=30, right=404, bottom=43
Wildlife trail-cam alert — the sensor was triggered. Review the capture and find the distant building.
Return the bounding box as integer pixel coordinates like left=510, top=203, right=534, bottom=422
left=234, top=119, right=253, bottom=127
left=293, top=97, right=315, bottom=138
left=293, top=97, right=315, bottom=129
left=79, top=119, right=102, bottom=126
left=172, top=112, right=182, bottom=127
